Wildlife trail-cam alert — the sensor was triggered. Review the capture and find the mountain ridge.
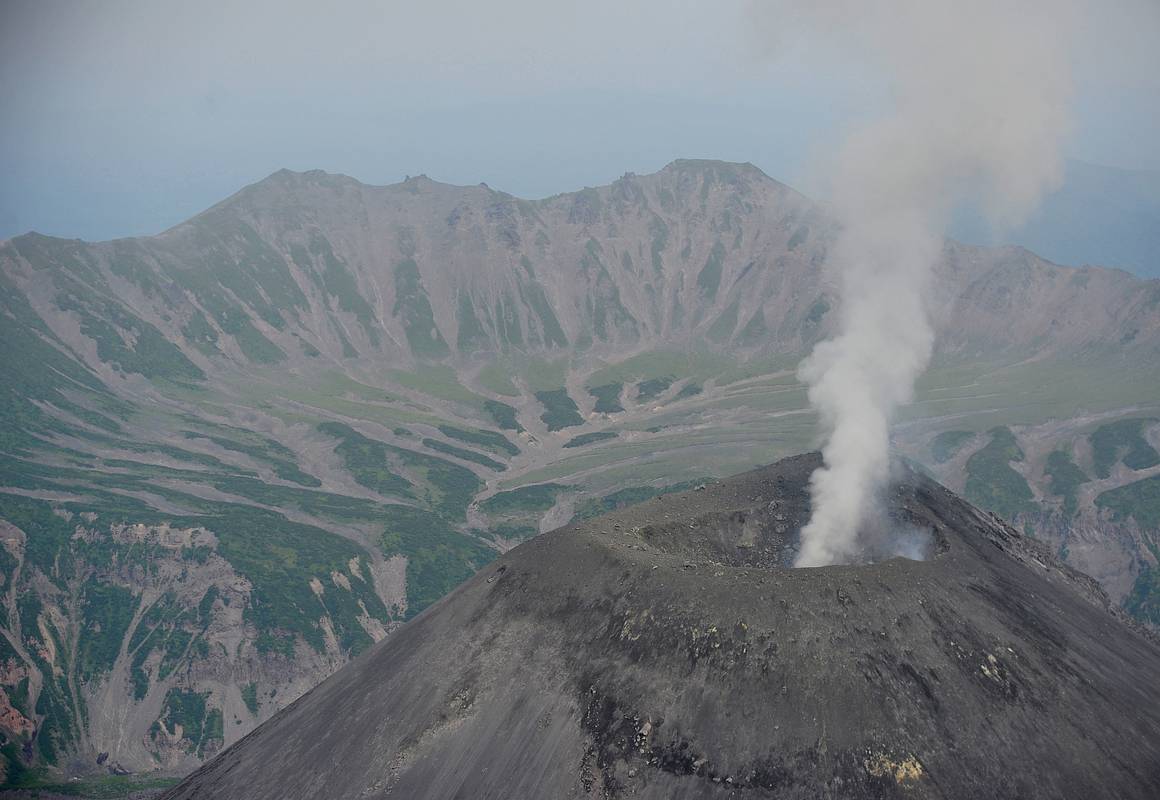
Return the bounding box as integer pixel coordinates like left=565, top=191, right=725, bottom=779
left=4, top=158, right=1156, bottom=381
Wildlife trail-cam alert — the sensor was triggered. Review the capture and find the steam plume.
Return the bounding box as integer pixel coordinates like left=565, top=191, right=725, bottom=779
left=760, top=0, right=1079, bottom=566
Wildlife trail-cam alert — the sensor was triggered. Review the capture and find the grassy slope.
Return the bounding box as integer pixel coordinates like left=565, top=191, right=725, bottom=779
left=5, top=346, right=1160, bottom=787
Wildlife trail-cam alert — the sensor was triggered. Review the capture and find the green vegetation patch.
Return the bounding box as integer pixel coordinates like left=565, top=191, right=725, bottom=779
left=241, top=682, right=260, bottom=716
left=218, top=507, right=385, bottom=649
left=43, top=487, right=392, bottom=658
left=78, top=583, right=136, bottom=682
left=104, top=436, right=239, bottom=472
left=1096, top=475, right=1160, bottom=529
left=964, top=427, right=1036, bottom=520
left=181, top=430, right=321, bottom=487
left=649, top=215, right=669, bottom=273
left=423, top=439, right=505, bottom=471
left=55, top=287, right=205, bottom=382
left=205, top=475, right=386, bottom=521
left=536, top=389, right=584, bottom=431
left=320, top=422, right=482, bottom=519
left=803, top=298, right=830, bottom=327
left=155, top=688, right=222, bottom=758
left=580, top=240, right=638, bottom=343
left=930, top=430, right=975, bottom=464
left=589, top=382, right=624, bottom=414
left=563, top=431, right=618, bottom=449
left=0, top=771, right=180, bottom=797
left=127, top=590, right=206, bottom=698
left=387, top=448, right=483, bottom=521
left=178, top=216, right=308, bottom=337
left=636, top=376, right=675, bottom=403
left=1090, top=418, right=1160, bottom=478
left=393, top=259, right=450, bottom=359
left=480, top=483, right=568, bottom=515
left=318, top=422, right=414, bottom=498
left=0, top=271, right=127, bottom=455
left=456, top=292, right=490, bottom=353
left=1044, top=449, right=1088, bottom=517
left=1, top=494, right=389, bottom=737
left=296, top=236, right=380, bottom=345
left=483, top=399, right=522, bottom=432
left=204, top=506, right=386, bottom=656
left=696, top=240, right=727, bottom=299
left=1124, top=565, right=1160, bottom=628
left=379, top=506, right=496, bottom=618
left=0, top=494, right=87, bottom=573
left=230, top=317, right=285, bottom=364
left=437, top=424, right=519, bottom=456
left=523, top=280, right=569, bottom=349
left=182, top=309, right=221, bottom=356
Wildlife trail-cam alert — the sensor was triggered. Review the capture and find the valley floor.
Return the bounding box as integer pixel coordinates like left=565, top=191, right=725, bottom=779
left=3, top=350, right=1159, bottom=788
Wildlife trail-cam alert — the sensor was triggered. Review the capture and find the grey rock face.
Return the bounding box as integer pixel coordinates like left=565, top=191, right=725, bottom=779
left=164, top=454, right=1160, bottom=799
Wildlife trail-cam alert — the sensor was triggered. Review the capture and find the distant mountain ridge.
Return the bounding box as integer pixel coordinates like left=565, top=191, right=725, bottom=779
left=3, top=159, right=1157, bottom=393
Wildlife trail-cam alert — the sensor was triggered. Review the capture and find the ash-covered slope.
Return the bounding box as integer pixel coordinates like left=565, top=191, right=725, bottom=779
left=164, top=454, right=1160, bottom=800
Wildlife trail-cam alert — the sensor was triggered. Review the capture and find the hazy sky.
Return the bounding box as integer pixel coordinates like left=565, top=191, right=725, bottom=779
left=2, top=0, right=1158, bottom=242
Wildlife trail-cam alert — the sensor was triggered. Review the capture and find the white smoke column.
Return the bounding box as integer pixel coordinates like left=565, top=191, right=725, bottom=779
left=757, top=0, right=1081, bottom=566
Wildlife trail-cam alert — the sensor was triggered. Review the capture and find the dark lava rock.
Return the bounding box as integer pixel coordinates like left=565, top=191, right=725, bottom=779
left=163, top=454, right=1160, bottom=799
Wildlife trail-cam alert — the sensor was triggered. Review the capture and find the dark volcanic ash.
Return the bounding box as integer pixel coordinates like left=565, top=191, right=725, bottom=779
left=162, top=453, right=1160, bottom=800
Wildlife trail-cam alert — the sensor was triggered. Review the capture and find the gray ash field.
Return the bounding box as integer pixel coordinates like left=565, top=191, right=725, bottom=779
left=163, top=454, right=1160, bottom=799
